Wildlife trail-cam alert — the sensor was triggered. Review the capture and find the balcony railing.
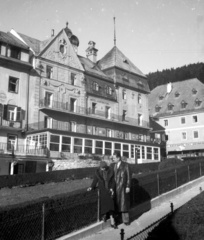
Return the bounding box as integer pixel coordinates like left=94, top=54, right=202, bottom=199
left=0, top=117, right=23, bottom=129
left=0, top=142, right=48, bottom=157
left=39, top=99, right=149, bottom=128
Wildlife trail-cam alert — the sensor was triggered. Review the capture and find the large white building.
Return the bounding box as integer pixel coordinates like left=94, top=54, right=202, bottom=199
left=0, top=23, right=161, bottom=175
left=149, top=79, right=204, bottom=158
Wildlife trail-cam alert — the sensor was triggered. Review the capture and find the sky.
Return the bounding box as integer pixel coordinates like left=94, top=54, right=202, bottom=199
left=0, top=0, right=204, bottom=74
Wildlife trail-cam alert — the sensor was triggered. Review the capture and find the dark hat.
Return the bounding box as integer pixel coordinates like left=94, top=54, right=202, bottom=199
left=100, top=161, right=107, bottom=168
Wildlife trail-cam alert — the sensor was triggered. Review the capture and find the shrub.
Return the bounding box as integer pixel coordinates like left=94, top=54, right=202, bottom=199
left=158, top=158, right=184, bottom=170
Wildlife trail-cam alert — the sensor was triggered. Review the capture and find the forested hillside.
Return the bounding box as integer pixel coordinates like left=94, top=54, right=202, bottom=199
left=147, top=62, right=204, bottom=90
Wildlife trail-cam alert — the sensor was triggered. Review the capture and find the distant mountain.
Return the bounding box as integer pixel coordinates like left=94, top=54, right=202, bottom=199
left=146, top=62, right=204, bottom=90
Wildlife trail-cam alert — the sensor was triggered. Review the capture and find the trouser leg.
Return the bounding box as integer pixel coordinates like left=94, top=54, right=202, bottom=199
left=122, top=212, right=129, bottom=224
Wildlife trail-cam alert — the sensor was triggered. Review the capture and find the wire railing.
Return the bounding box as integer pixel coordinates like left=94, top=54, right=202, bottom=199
left=0, top=160, right=203, bottom=240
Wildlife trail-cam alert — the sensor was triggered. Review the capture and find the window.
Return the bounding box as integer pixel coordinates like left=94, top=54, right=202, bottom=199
left=123, top=144, right=129, bottom=158
left=168, top=103, right=174, bottom=111
left=193, top=131, right=199, bottom=139
left=70, top=98, right=77, bottom=112
left=182, top=132, right=187, bottom=140
left=138, top=114, right=143, bottom=126
left=62, top=136, right=71, bottom=152
left=45, top=92, right=53, bottom=107
left=95, top=140, right=103, bottom=155
left=8, top=77, right=19, bottom=93
left=46, top=66, right=53, bottom=79
left=105, top=142, right=112, bottom=155
left=92, top=103, right=96, bottom=114
left=71, top=121, right=76, bottom=132
left=44, top=116, right=52, bottom=128
left=122, top=110, right=127, bottom=121
left=153, top=148, right=159, bottom=160
left=106, top=86, right=112, bottom=95
left=192, top=115, right=198, bottom=123
left=181, top=101, right=187, bottom=109
left=50, top=135, right=60, bottom=151
left=159, top=95, right=164, bottom=100
left=164, top=119, right=168, bottom=126
left=147, top=147, right=152, bottom=160
left=195, top=99, right=202, bottom=107
left=141, top=146, right=145, bottom=159
left=181, top=117, right=186, bottom=124
left=3, top=105, right=22, bottom=122
left=93, top=126, right=97, bottom=135
left=175, top=92, right=180, bottom=98
left=155, top=105, right=161, bottom=112
left=9, top=46, right=20, bottom=59
left=71, top=73, right=76, bottom=85
left=106, top=107, right=111, bottom=119
left=107, top=129, right=112, bottom=137
left=192, top=88, right=197, bottom=95
left=74, top=138, right=82, bottom=153
left=84, top=139, right=93, bottom=154
left=122, top=90, right=127, bottom=100
left=7, top=135, right=17, bottom=151
left=93, top=82, right=99, bottom=91
left=138, top=94, right=142, bottom=104
left=114, top=143, right=121, bottom=155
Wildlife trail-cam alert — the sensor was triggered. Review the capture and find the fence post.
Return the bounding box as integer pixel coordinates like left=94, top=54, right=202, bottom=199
left=200, top=162, right=202, bottom=177
left=97, top=189, right=100, bottom=222
left=175, top=169, right=177, bottom=188
left=170, top=202, right=174, bottom=214
left=188, top=165, right=190, bottom=182
left=42, top=203, right=45, bottom=240
left=157, top=173, right=160, bottom=196
left=120, top=229, right=125, bottom=240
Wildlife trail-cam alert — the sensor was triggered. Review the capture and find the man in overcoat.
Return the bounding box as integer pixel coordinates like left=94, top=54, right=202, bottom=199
left=112, top=152, right=131, bottom=225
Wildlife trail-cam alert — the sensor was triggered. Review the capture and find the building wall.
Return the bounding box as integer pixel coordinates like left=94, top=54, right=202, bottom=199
left=158, top=112, right=204, bottom=153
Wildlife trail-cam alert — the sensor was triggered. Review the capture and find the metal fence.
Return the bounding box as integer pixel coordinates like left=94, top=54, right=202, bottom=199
left=0, top=160, right=204, bottom=240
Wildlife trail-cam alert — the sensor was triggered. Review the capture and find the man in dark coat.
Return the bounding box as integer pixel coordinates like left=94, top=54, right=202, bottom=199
left=112, top=152, right=131, bottom=225
left=87, top=161, right=117, bottom=228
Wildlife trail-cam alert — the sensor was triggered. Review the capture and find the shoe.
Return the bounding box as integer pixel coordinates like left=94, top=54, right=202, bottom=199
left=124, top=222, right=130, bottom=226
left=111, top=224, right=118, bottom=229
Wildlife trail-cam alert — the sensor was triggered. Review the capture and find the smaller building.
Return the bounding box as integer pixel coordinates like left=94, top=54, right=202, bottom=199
left=149, top=79, right=204, bottom=158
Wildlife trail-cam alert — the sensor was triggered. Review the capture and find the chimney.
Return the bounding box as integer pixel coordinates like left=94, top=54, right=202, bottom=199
left=86, top=41, right=98, bottom=63
left=51, top=29, right=55, bottom=37
left=167, top=82, right=172, bottom=94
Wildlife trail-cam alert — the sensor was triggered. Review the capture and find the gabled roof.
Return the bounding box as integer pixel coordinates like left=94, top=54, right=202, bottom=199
left=149, top=78, right=204, bottom=117
left=0, top=31, right=29, bottom=50
left=97, top=46, right=146, bottom=77
left=78, top=55, right=113, bottom=82
left=18, top=32, right=41, bottom=54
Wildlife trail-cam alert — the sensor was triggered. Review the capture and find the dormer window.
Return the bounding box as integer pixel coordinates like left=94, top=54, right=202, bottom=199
left=192, top=88, right=197, bottom=95
left=195, top=98, right=202, bottom=107
left=106, top=86, right=112, bottom=95
left=175, top=91, right=180, bottom=98
left=93, top=82, right=99, bottom=91
left=123, top=90, right=127, bottom=100
left=181, top=100, right=187, bottom=109
left=168, top=103, right=174, bottom=111
left=8, top=46, right=21, bottom=60
left=159, top=95, right=164, bottom=100
left=155, top=105, right=161, bottom=112
left=137, top=81, right=144, bottom=88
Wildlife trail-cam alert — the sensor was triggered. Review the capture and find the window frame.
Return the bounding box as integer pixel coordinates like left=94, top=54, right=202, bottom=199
left=46, top=65, right=53, bottom=79
left=192, top=115, right=198, bottom=123
left=181, top=131, right=187, bottom=140
left=164, top=119, right=168, bottom=126
left=181, top=117, right=186, bottom=125
left=193, top=130, right=199, bottom=139
left=8, top=76, right=19, bottom=94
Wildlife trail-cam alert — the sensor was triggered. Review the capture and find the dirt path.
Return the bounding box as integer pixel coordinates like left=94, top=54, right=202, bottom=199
left=0, top=179, right=92, bottom=208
